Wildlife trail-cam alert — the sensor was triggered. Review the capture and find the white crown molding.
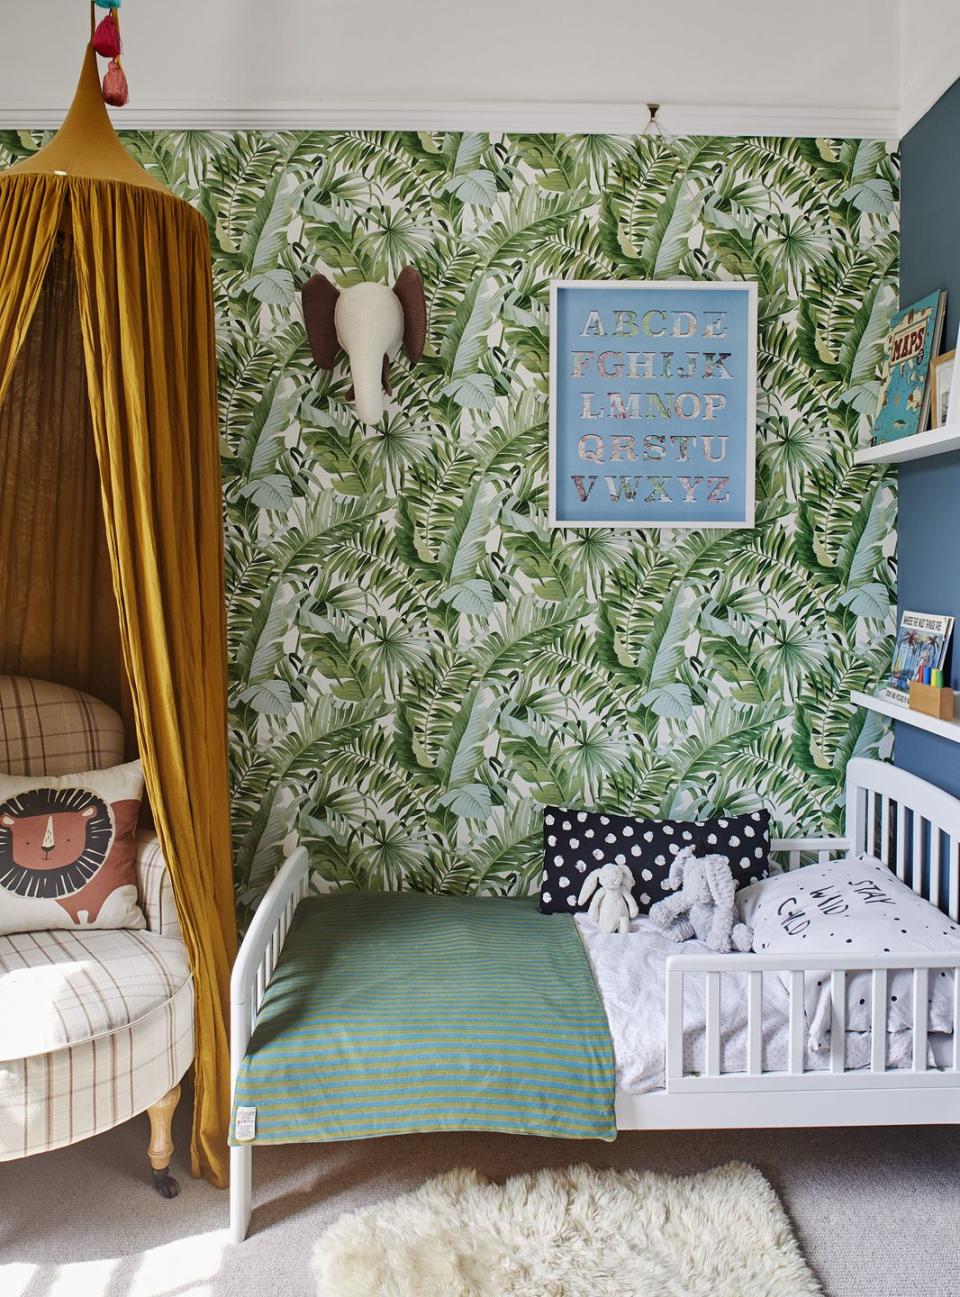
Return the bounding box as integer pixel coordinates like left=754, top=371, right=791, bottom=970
left=899, top=44, right=960, bottom=137
left=0, top=99, right=901, bottom=139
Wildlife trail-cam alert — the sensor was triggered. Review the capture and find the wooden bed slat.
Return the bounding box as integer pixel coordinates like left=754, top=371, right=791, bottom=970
left=913, top=968, right=929, bottom=1072
left=871, top=969, right=887, bottom=1073
left=665, top=969, right=684, bottom=1083
left=830, top=970, right=846, bottom=1074
left=914, top=814, right=925, bottom=895
left=747, top=972, right=762, bottom=1076
left=705, top=972, right=721, bottom=1077
left=880, top=794, right=891, bottom=866
left=930, top=831, right=942, bottom=909
left=897, top=806, right=908, bottom=882
left=788, top=970, right=804, bottom=1075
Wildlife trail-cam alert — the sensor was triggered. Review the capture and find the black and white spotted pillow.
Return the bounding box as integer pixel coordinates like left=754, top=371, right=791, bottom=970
left=539, top=806, right=771, bottom=915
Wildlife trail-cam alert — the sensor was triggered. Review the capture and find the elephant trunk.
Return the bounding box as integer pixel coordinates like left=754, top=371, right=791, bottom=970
left=350, top=346, right=390, bottom=426
left=334, top=285, right=405, bottom=427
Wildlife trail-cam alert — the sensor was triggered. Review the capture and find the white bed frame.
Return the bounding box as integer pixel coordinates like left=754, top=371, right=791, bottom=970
left=229, top=758, right=960, bottom=1240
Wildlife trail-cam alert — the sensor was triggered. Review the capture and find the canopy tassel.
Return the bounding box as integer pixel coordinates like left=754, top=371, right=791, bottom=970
left=101, top=58, right=129, bottom=107
left=90, top=0, right=129, bottom=107
left=92, top=13, right=122, bottom=59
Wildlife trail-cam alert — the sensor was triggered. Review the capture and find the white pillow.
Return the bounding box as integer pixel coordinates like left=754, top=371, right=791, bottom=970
left=737, top=856, right=960, bottom=1051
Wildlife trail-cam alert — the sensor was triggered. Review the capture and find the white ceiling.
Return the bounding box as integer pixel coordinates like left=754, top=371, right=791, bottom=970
left=0, top=0, right=956, bottom=137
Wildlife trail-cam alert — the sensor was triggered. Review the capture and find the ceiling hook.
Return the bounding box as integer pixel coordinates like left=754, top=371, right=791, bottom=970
left=643, top=102, right=665, bottom=137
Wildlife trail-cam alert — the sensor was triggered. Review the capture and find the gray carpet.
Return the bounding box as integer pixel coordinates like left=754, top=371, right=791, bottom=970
left=1, top=1096, right=959, bottom=1297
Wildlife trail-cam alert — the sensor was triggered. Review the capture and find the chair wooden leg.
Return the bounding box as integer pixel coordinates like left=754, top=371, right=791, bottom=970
left=146, top=1083, right=181, bottom=1199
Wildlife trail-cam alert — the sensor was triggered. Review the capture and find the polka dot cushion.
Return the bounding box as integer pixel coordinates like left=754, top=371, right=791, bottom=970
left=539, top=807, right=771, bottom=915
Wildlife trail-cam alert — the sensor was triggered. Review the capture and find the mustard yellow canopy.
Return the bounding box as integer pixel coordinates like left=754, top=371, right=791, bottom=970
left=0, top=43, right=236, bottom=1188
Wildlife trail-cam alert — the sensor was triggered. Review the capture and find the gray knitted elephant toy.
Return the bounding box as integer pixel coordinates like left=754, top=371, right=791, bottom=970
left=648, top=845, right=754, bottom=953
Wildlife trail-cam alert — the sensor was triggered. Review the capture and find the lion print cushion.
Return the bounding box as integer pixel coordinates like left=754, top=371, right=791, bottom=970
left=0, top=761, right=146, bottom=935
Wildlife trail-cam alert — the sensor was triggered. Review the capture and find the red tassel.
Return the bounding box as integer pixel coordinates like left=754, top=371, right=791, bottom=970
left=92, top=13, right=122, bottom=60
left=102, top=59, right=129, bottom=108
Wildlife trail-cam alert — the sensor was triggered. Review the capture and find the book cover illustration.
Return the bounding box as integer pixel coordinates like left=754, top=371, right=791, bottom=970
left=872, top=290, right=946, bottom=443
left=881, top=610, right=954, bottom=704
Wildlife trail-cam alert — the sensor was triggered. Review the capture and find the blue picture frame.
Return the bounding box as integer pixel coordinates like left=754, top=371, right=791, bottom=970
left=549, top=280, right=757, bottom=529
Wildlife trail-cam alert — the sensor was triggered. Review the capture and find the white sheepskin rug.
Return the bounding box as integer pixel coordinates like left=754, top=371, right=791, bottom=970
left=312, top=1161, right=822, bottom=1297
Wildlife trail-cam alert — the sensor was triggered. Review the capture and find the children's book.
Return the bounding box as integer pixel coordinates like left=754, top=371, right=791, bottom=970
left=881, top=610, right=954, bottom=704
left=872, top=290, right=946, bottom=443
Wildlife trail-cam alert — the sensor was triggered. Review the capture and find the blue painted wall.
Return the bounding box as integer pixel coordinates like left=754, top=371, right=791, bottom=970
left=896, top=77, right=960, bottom=796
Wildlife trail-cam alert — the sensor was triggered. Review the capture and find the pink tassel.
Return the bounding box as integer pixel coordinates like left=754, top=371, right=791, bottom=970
left=92, top=14, right=122, bottom=60
left=102, top=59, right=129, bottom=108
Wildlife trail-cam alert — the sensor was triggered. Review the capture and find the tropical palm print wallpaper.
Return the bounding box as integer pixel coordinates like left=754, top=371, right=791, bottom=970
left=2, top=130, right=900, bottom=916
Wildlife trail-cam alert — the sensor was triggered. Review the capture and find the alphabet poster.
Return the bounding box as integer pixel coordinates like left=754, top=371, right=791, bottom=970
left=549, top=280, right=757, bottom=529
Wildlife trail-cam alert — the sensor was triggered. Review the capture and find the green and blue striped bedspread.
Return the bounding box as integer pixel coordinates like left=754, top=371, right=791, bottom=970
left=230, top=892, right=616, bottom=1145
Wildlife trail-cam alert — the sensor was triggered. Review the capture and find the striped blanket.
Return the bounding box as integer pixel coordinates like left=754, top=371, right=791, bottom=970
left=230, top=892, right=616, bottom=1145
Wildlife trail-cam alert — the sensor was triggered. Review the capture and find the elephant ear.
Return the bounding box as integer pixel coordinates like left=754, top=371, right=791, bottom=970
left=393, top=265, right=427, bottom=363
left=703, top=855, right=736, bottom=909
left=302, top=274, right=341, bottom=370
left=666, top=844, right=694, bottom=890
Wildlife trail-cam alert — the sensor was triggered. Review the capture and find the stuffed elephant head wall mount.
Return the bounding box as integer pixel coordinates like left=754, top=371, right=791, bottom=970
left=301, top=266, right=427, bottom=426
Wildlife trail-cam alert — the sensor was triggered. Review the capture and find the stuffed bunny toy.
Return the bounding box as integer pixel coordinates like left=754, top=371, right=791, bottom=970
left=648, top=845, right=753, bottom=953
left=578, top=863, right=638, bottom=934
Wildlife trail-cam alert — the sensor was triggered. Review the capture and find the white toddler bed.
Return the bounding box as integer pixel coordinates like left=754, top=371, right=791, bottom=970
left=576, top=912, right=954, bottom=1096
left=229, top=758, right=960, bottom=1240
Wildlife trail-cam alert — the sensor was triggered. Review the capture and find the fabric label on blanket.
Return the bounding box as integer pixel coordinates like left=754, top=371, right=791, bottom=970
left=230, top=893, right=616, bottom=1145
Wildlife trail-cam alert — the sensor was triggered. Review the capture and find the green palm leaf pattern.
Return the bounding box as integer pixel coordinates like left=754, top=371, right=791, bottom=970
left=0, top=129, right=899, bottom=920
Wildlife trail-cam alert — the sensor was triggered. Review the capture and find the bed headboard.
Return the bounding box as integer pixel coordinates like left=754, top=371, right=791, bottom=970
left=846, top=757, right=960, bottom=921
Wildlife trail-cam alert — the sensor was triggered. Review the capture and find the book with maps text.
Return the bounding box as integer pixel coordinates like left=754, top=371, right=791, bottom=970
left=872, top=290, right=946, bottom=443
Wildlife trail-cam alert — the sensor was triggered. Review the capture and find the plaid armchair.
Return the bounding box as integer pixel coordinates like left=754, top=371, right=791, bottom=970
left=0, top=676, right=193, bottom=1196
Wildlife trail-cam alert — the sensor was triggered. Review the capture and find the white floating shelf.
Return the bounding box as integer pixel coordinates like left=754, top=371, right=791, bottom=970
left=850, top=690, right=960, bottom=744
left=854, top=424, right=960, bottom=466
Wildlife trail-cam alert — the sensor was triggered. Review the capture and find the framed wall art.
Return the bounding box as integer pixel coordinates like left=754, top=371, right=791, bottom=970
left=549, top=279, right=757, bottom=529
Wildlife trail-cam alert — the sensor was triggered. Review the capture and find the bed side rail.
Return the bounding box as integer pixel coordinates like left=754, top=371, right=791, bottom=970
left=770, top=837, right=849, bottom=870
left=230, top=847, right=311, bottom=1087
left=665, top=949, right=960, bottom=1093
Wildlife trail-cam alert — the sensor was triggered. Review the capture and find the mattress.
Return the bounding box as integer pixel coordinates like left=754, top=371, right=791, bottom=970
left=576, top=913, right=952, bottom=1094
